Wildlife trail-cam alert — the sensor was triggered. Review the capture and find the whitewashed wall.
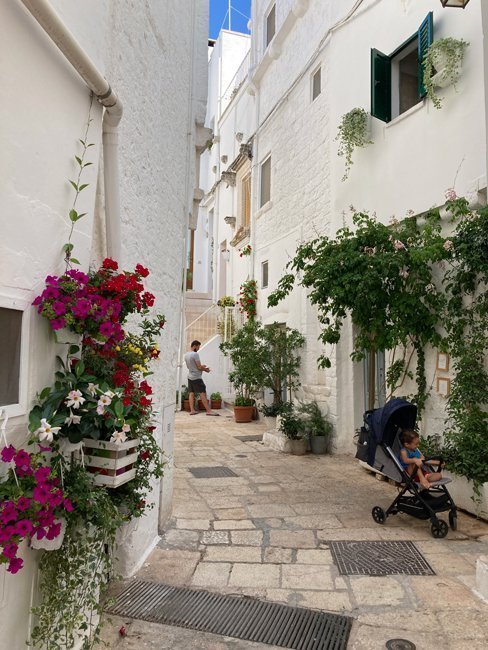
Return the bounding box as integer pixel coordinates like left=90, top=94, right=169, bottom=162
left=0, top=0, right=207, bottom=646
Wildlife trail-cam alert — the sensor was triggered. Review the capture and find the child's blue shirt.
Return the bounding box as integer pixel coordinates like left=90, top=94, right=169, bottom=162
left=399, top=447, right=421, bottom=469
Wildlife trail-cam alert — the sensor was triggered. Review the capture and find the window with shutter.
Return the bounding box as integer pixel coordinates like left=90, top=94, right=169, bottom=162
left=0, top=308, right=22, bottom=407
left=371, top=12, right=433, bottom=123
left=262, top=261, right=269, bottom=289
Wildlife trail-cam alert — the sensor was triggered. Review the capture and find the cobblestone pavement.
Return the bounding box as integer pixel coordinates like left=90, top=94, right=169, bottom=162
left=101, top=410, right=488, bottom=649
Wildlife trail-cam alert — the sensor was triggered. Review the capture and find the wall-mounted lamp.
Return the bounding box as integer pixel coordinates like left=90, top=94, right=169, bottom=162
left=221, top=249, right=230, bottom=262
left=440, top=0, right=470, bottom=8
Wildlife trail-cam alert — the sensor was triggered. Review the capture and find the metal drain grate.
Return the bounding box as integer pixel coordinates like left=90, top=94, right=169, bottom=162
left=329, top=540, right=435, bottom=576
left=386, top=640, right=416, bottom=650
left=107, top=580, right=352, bottom=650
left=235, top=435, right=263, bottom=442
left=189, top=466, right=238, bottom=478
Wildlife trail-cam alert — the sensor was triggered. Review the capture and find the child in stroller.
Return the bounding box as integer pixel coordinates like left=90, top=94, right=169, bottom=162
left=399, top=429, right=443, bottom=491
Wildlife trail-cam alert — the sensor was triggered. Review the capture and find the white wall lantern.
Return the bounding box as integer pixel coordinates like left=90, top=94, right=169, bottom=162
left=439, top=0, right=470, bottom=8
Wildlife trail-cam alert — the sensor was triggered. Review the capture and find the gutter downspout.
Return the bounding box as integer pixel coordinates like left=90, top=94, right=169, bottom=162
left=20, top=0, right=123, bottom=260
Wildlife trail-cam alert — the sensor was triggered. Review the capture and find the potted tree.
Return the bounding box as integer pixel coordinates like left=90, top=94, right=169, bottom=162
left=278, top=403, right=307, bottom=455
left=298, top=401, right=333, bottom=455
left=181, top=385, right=190, bottom=411
left=210, top=392, right=222, bottom=409
left=220, top=321, right=267, bottom=423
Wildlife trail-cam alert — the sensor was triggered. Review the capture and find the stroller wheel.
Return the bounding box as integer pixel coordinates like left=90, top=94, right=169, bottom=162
left=449, top=511, right=457, bottom=531
left=372, top=506, right=386, bottom=524
left=431, top=519, right=448, bottom=538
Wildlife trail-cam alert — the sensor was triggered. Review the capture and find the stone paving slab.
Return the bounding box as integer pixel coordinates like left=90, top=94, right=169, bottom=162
left=100, top=411, right=488, bottom=648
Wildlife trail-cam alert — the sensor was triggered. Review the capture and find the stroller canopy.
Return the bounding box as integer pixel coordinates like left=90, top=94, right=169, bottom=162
left=366, top=398, right=417, bottom=465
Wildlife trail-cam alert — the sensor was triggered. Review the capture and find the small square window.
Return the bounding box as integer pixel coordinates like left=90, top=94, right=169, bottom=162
left=266, top=4, right=276, bottom=48
left=312, top=67, right=321, bottom=101
left=0, top=308, right=23, bottom=407
left=262, top=261, right=269, bottom=289
left=260, top=156, right=271, bottom=208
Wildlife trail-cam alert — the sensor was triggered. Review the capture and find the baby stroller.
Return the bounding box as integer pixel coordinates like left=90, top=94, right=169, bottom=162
left=356, top=398, right=457, bottom=538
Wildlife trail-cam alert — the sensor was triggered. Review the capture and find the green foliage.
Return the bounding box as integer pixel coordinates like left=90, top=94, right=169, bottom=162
left=423, top=38, right=469, bottom=110
left=335, top=108, right=373, bottom=181
left=30, top=460, right=122, bottom=650
left=298, top=401, right=333, bottom=439
left=259, top=401, right=292, bottom=418
left=234, top=395, right=255, bottom=407
left=220, top=320, right=267, bottom=400
left=278, top=402, right=305, bottom=440
left=210, top=392, right=222, bottom=400
left=268, top=208, right=448, bottom=410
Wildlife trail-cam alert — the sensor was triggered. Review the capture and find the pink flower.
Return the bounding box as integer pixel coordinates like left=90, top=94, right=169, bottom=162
left=445, top=188, right=457, bottom=201
left=443, top=240, right=454, bottom=251
left=393, top=240, right=406, bottom=250
left=1, top=446, right=16, bottom=463
left=7, top=557, right=23, bottom=574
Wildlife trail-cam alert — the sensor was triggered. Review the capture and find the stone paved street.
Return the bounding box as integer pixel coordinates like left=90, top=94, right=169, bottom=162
left=102, top=410, right=488, bottom=649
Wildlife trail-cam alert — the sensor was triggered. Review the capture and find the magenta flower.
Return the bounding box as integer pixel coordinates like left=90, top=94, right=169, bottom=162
left=72, top=299, right=91, bottom=319
left=34, top=466, right=51, bottom=483
left=52, top=301, right=66, bottom=316
left=14, top=520, right=33, bottom=536
left=16, top=497, right=31, bottom=512
left=42, top=286, right=60, bottom=300
left=50, top=317, right=66, bottom=330
left=7, top=557, right=24, bottom=574
left=14, top=450, right=31, bottom=469
left=1, top=445, right=16, bottom=463
left=99, top=321, right=115, bottom=337
left=63, top=499, right=74, bottom=513
left=2, top=543, right=19, bottom=559
left=33, top=527, right=46, bottom=541
left=48, top=490, right=64, bottom=507
left=32, top=485, right=51, bottom=505
left=1, top=506, right=18, bottom=525
left=46, top=522, right=62, bottom=540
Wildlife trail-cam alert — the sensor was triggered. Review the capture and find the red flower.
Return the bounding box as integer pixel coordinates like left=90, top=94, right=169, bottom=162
left=119, top=626, right=126, bottom=637
left=140, top=450, right=151, bottom=461
left=140, top=381, right=153, bottom=395
left=139, top=396, right=152, bottom=407
left=142, top=292, right=155, bottom=307
left=123, top=397, right=132, bottom=406
left=135, top=264, right=149, bottom=278
left=102, top=258, right=118, bottom=271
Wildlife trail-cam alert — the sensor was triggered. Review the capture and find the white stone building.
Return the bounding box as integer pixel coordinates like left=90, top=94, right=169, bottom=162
left=196, top=0, right=486, bottom=450
left=0, top=0, right=207, bottom=646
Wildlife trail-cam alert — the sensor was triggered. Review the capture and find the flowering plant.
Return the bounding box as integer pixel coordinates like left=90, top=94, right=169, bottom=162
left=32, top=259, right=155, bottom=351
left=0, top=446, right=73, bottom=574
left=239, top=244, right=252, bottom=257
left=238, top=280, right=258, bottom=320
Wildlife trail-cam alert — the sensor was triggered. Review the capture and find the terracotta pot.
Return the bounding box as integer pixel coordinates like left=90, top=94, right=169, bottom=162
left=252, top=406, right=259, bottom=420
left=183, top=399, right=190, bottom=412
left=197, top=399, right=205, bottom=411
left=234, top=405, right=254, bottom=423
left=211, top=399, right=222, bottom=409
left=290, top=438, right=308, bottom=456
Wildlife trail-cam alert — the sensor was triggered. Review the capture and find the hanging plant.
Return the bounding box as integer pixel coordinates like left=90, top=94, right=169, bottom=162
left=423, top=38, right=469, bottom=109
left=335, top=108, right=373, bottom=181
left=238, top=279, right=258, bottom=320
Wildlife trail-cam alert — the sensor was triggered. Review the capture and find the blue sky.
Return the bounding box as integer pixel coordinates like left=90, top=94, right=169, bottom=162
left=209, top=0, right=251, bottom=39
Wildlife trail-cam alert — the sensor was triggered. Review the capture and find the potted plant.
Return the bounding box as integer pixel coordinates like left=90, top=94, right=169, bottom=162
left=423, top=38, right=469, bottom=109
left=278, top=403, right=307, bottom=455
left=335, top=107, right=373, bottom=181
left=259, top=401, right=292, bottom=430
left=180, top=385, right=190, bottom=411
left=233, top=395, right=255, bottom=423
left=298, top=401, right=333, bottom=455
left=220, top=320, right=267, bottom=423
left=210, top=392, right=222, bottom=409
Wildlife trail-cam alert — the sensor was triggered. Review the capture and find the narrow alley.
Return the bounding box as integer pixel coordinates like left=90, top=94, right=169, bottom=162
left=102, top=411, right=488, bottom=649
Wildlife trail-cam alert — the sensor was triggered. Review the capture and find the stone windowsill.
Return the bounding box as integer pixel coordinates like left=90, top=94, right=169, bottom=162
left=255, top=200, right=273, bottom=220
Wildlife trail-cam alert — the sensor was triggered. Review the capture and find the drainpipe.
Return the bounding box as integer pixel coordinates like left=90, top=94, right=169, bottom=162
left=20, top=0, right=123, bottom=259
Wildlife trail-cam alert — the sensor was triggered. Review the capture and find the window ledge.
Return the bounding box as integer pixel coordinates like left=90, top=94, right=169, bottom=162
left=386, top=99, right=425, bottom=128
left=256, top=200, right=273, bottom=220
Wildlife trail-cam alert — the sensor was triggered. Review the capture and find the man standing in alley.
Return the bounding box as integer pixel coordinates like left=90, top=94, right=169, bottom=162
left=184, top=340, right=220, bottom=416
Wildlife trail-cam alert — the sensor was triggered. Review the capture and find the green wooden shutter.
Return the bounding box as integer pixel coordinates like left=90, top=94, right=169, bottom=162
left=418, top=12, right=434, bottom=97
left=371, top=49, right=391, bottom=123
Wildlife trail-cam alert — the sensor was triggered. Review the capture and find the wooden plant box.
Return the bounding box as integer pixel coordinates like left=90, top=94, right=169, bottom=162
left=79, top=438, right=140, bottom=488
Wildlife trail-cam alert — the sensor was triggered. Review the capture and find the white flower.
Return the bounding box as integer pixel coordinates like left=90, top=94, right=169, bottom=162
left=399, top=268, right=409, bottom=279
left=445, top=188, right=457, bottom=201
left=98, top=394, right=112, bottom=407
left=65, top=390, right=86, bottom=409
left=110, top=430, right=127, bottom=444
left=87, top=383, right=98, bottom=396
left=122, top=424, right=131, bottom=433
left=35, top=418, right=61, bottom=443
left=65, top=411, right=81, bottom=426
left=393, top=240, right=406, bottom=251
left=425, top=283, right=436, bottom=293
left=104, top=390, right=115, bottom=399
left=443, top=240, right=454, bottom=251
left=96, top=404, right=105, bottom=415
